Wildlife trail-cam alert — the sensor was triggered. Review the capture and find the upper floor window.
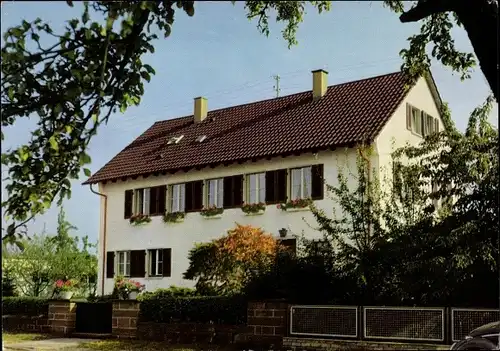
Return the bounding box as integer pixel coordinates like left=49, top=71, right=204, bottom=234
left=247, top=173, right=266, bottom=204
left=207, top=178, right=224, bottom=208
left=135, top=188, right=150, bottom=215
left=406, top=103, right=440, bottom=137
left=265, top=169, right=288, bottom=204
left=170, top=184, right=185, bottom=212
left=223, top=175, right=243, bottom=208
left=149, top=186, right=166, bottom=216
left=291, top=166, right=312, bottom=200
left=185, top=181, right=203, bottom=212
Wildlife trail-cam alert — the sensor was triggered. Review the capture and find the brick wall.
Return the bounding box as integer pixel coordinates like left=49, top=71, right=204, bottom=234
left=112, top=300, right=140, bottom=339
left=246, top=300, right=288, bottom=347
left=48, top=300, right=76, bottom=335
left=2, top=315, right=50, bottom=333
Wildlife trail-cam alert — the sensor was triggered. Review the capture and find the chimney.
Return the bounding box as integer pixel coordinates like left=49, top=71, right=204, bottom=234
left=312, top=69, right=328, bottom=100
left=194, top=96, right=207, bottom=123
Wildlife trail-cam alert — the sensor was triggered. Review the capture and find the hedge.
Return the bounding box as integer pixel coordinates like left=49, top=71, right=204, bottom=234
left=2, top=297, right=49, bottom=316
left=139, top=295, right=247, bottom=325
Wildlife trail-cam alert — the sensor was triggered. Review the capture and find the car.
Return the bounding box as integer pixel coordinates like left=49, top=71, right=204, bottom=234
left=450, top=321, right=499, bottom=350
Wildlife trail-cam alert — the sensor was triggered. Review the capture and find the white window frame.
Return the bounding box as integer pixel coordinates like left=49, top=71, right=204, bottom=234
left=134, top=188, right=150, bottom=215
left=290, top=166, right=312, bottom=200
left=246, top=173, right=266, bottom=204
left=116, top=251, right=131, bottom=277
left=148, top=249, right=163, bottom=277
left=206, top=178, right=224, bottom=208
left=170, top=184, right=185, bottom=212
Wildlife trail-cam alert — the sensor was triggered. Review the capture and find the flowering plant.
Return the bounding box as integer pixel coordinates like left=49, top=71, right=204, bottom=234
left=114, top=276, right=145, bottom=293
left=241, top=202, right=266, bottom=214
left=163, top=211, right=185, bottom=223
left=200, top=205, right=224, bottom=217
left=129, top=213, right=152, bottom=225
left=53, top=279, right=77, bottom=293
left=277, top=198, right=311, bottom=211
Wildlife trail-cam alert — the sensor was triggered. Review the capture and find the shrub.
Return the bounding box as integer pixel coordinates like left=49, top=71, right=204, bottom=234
left=138, top=286, right=197, bottom=300
left=2, top=297, right=49, bottom=316
left=139, top=295, right=247, bottom=325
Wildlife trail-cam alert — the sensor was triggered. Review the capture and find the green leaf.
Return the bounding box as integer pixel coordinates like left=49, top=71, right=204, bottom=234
left=83, top=168, right=91, bottom=177
left=79, top=153, right=91, bottom=165
left=49, top=136, right=59, bottom=151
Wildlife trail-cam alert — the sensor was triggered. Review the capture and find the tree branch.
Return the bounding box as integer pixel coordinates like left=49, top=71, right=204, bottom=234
left=399, top=0, right=456, bottom=23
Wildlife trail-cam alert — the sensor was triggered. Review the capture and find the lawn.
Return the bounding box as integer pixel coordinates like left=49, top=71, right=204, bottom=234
left=2, top=332, right=51, bottom=344
left=73, top=340, right=238, bottom=351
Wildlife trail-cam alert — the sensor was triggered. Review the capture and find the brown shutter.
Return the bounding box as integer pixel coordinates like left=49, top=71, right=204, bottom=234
left=265, top=171, right=276, bottom=204
left=406, top=103, right=412, bottom=131
left=435, top=118, right=439, bottom=133
left=311, top=164, right=324, bottom=200
left=106, top=252, right=115, bottom=278
left=421, top=112, right=427, bottom=136
left=192, top=181, right=203, bottom=211
left=158, top=185, right=166, bottom=214
left=276, top=169, right=287, bottom=203
left=223, top=175, right=243, bottom=208
left=185, top=182, right=194, bottom=212
left=130, top=250, right=146, bottom=278
left=163, top=248, right=172, bottom=277
left=149, top=187, right=158, bottom=215
left=124, top=190, right=133, bottom=218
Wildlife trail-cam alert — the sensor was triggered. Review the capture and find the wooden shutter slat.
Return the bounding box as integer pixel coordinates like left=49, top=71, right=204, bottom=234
left=406, top=103, right=412, bottom=131
left=158, top=185, right=166, bottom=214
left=276, top=169, right=287, bottom=203
left=193, top=181, right=203, bottom=211
left=185, top=182, right=194, bottom=212
left=163, top=248, right=172, bottom=277
left=149, top=187, right=158, bottom=215
left=311, top=164, right=324, bottom=200
left=130, top=250, right=146, bottom=278
left=234, top=175, right=243, bottom=207
left=124, top=190, right=133, bottom=219
left=265, top=171, right=276, bottom=204
left=106, top=252, right=115, bottom=278
left=223, top=177, right=233, bottom=208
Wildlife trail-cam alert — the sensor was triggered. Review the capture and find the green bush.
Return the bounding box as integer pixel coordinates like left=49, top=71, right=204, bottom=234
left=2, top=297, right=49, bottom=316
left=139, top=295, right=247, bottom=325
left=138, top=285, right=198, bottom=300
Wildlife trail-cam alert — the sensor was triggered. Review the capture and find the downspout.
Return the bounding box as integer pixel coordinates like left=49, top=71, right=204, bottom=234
left=89, top=184, right=108, bottom=296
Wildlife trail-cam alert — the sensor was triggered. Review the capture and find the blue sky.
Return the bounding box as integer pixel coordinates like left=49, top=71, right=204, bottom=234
left=1, top=1, right=496, bottom=244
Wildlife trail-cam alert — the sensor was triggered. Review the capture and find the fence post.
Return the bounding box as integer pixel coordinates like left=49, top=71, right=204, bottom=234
left=358, top=305, right=364, bottom=340
left=444, top=307, right=452, bottom=345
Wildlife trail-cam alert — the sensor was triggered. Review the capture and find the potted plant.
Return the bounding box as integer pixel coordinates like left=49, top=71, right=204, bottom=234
left=129, top=213, right=152, bottom=226
left=114, top=277, right=145, bottom=300
left=241, top=202, right=266, bottom=215
left=200, top=205, right=224, bottom=218
left=277, top=198, right=311, bottom=211
left=54, top=279, right=77, bottom=300
left=163, top=211, right=186, bottom=223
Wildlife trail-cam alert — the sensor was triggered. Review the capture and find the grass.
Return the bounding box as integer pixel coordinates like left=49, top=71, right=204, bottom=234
left=2, top=332, right=51, bottom=344
left=73, top=340, right=233, bottom=351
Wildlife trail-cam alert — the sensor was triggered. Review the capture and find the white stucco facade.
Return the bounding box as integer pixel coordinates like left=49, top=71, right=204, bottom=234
left=94, top=76, right=444, bottom=295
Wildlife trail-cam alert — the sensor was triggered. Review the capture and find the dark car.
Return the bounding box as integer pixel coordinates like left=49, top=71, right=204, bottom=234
left=450, top=321, right=499, bottom=350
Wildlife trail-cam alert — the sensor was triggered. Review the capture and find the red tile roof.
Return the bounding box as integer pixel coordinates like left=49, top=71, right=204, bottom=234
left=84, top=71, right=409, bottom=185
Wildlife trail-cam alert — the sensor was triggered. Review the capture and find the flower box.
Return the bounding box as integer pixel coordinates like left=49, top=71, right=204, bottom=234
left=277, top=198, right=312, bottom=212
left=200, top=206, right=224, bottom=218
left=129, top=214, right=152, bottom=226
left=163, top=211, right=185, bottom=223
left=241, top=202, right=266, bottom=215
left=283, top=207, right=310, bottom=212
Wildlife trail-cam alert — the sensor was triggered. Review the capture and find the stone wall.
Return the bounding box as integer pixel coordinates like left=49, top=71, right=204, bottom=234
left=2, top=315, right=50, bottom=333
left=48, top=300, right=76, bottom=335
left=112, top=300, right=140, bottom=339
left=246, top=300, right=288, bottom=347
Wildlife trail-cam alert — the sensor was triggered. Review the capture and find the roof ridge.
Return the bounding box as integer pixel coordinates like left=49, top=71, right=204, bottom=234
left=153, top=70, right=403, bottom=125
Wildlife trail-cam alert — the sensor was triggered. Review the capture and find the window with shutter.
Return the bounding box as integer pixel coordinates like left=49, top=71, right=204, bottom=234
left=163, top=248, right=172, bottom=277
left=147, top=249, right=163, bottom=276
left=117, top=251, right=131, bottom=277
left=185, top=181, right=203, bottom=212
left=223, top=175, right=243, bottom=208
left=130, top=250, right=146, bottom=278
left=265, top=169, right=287, bottom=204
left=406, top=103, right=412, bottom=131
left=170, top=183, right=186, bottom=212
left=290, top=166, right=312, bottom=200
left=124, top=190, right=133, bottom=219
left=106, top=252, right=115, bottom=278
left=247, top=173, right=266, bottom=204
left=311, top=164, right=324, bottom=200
left=149, top=186, right=166, bottom=216
left=207, top=178, right=224, bottom=208
left=134, top=188, right=150, bottom=215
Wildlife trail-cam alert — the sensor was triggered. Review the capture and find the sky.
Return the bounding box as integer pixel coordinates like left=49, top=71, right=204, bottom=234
left=1, top=1, right=497, bottom=244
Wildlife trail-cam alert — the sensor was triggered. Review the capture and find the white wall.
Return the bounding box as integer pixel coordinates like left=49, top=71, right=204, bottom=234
left=96, top=149, right=362, bottom=295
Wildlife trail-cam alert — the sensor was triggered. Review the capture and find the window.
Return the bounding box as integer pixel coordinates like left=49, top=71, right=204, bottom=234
left=185, top=181, right=203, bottom=212
left=207, top=178, right=224, bottom=208
left=411, top=106, right=422, bottom=135
left=134, top=188, right=150, bottom=215
left=407, top=103, right=440, bottom=137
left=247, top=173, right=266, bottom=204
left=291, top=166, right=312, bottom=200
left=148, top=249, right=163, bottom=277
left=170, top=184, right=185, bottom=212
left=149, top=186, right=166, bottom=216
left=223, top=175, right=243, bottom=208
left=117, top=251, right=131, bottom=277
left=265, top=169, right=287, bottom=204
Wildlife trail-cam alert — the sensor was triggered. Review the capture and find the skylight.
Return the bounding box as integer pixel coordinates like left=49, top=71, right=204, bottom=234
left=167, top=135, right=184, bottom=145
left=195, top=135, right=207, bottom=143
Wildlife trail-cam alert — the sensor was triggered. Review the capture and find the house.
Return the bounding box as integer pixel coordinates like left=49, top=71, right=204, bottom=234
left=83, top=69, right=445, bottom=295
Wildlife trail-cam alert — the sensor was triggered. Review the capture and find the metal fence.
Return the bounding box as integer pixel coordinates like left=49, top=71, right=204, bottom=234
left=451, top=308, right=500, bottom=342
left=288, top=304, right=499, bottom=344
left=363, top=306, right=445, bottom=342
left=289, top=305, right=358, bottom=338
